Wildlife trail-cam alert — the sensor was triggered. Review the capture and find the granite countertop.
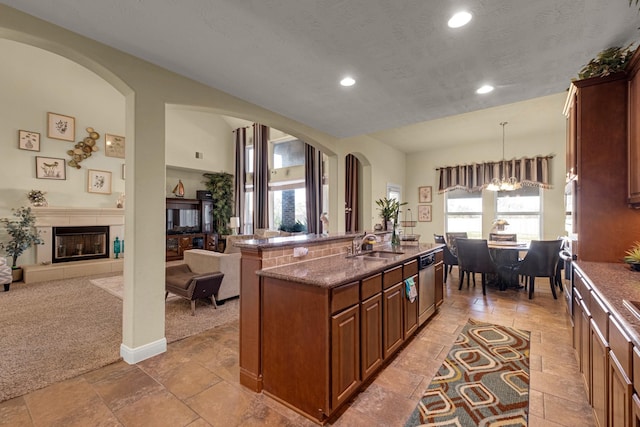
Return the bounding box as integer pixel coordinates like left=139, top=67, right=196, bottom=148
left=233, top=231, right=388, bottom=250
left=575, top=261, right=640, bottom=347
left=257, top=243, right=444, bottom=288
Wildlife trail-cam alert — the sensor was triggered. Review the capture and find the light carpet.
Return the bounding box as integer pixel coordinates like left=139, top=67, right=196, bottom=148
left=0, top=274, right=238, bottom=402
left=405, top=318, right=530, bottom=426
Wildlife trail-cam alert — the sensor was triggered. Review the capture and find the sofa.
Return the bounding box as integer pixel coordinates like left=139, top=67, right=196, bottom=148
left=183, top=249, right=240, bottom=301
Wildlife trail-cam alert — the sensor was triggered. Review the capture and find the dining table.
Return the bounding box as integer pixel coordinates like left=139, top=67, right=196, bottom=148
left=487, top=241, right=530, bottom=290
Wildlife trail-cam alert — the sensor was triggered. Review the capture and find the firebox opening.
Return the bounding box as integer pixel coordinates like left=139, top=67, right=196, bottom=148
left=52, top=226, right=110, bottom=263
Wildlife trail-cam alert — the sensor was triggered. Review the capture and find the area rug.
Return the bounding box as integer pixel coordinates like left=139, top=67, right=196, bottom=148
left=0, top=274, right=238, bottom=402
left=405, top=319, right=530, bottom=426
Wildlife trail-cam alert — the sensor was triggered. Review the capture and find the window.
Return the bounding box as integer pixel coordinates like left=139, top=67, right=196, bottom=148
left=445, top=189, right=482, bottom=238
left=495, top=187, right=541, bottom=242
left=269, top=137, right=306, bottom=231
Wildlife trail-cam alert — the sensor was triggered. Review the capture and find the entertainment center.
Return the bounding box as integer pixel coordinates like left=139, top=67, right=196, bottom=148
left=165, top=198, right=218, bottom=260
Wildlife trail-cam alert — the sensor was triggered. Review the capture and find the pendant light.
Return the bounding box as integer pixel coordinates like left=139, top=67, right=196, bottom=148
left=486, top=122, right=521, bottom=192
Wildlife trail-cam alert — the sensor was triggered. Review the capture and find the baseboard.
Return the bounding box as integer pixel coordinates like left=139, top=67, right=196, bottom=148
left=120, top=338, right=167, bottom=364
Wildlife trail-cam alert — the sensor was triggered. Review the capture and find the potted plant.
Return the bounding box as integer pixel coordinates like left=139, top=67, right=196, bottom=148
left=0, top=206, right=44, bottom=284
left=203, top=172, right=234, bottom=235
left=376, top=197, right=405, bottom=231
left=492, top=218, right=509, bottom=232
left=624, top=241, right=640, bottom=271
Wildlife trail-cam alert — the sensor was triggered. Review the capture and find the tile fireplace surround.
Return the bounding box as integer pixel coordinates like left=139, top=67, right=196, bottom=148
left=23, top=207, right=124, bottom=284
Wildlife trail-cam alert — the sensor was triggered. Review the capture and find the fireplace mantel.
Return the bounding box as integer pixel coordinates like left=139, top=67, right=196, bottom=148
left=33, top=206, right=125, bottom=227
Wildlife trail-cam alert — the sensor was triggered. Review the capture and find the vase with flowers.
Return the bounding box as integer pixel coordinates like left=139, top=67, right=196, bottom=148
left=492, top=218, right=509, bottom=232
left=27, top=190, right=47, bottom=207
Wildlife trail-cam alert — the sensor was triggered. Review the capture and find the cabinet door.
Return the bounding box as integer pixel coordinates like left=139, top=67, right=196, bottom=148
left=404, top=274, right=418, bottom=339
left=629, top=68, right=640, bottom=205
left=435, top=262, right=444, bottom=306
left=632, top=394, right=640, bottom=427
left=361, top=293, right=382, bottom=381
left=580, top=300, right=592, bottom=397
left=383, top=282, right=404, bottom=359
left=591, top=321, right=609, bottom=427
left=609, top=353, right=632, bottom=427
left=201, top=200, right=214, bottom=234
left=178, top=236, right=192, bottom=256
left=331, top=304, right=361, bottom=410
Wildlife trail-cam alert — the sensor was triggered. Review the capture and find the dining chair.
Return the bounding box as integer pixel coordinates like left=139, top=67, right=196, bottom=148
left=514, top=239, right=563, bottom=299
left=434, top=234, right=458, bottom=283
left=489, top=233, right=517, bottom=242
left=455, top=238, right=497, bottom=296
left=445, top=232, right=468, bottom=255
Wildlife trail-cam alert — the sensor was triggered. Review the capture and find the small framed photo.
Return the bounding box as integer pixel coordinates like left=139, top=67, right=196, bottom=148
left=105, top=133, right=125, bottom=158
left=418, top=186, right=432, bottom=203
left=418, top=205, right=432, bottom=222
left=19, top=130, right=40, bottom=151
left=87, top=169, right=112, bottom=194
left=47, top=112, right=75, bottom=141
left=36, top=156, right=66, bottom=180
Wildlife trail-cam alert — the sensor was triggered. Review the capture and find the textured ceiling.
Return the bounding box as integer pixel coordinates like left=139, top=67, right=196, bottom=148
left=2, top=1, right=639, bottom=151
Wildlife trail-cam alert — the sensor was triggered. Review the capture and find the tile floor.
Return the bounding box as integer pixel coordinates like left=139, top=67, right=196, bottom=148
left=0, top=271, right=594, bottom=426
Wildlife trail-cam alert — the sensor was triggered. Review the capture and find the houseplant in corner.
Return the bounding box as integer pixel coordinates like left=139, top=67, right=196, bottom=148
left=0, top=206, right=44, bottom=285
left=624, top=241, right=640, bottom=271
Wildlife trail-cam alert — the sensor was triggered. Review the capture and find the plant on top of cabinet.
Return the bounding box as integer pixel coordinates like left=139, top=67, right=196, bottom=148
left=574, top=44, right=636, bottom=81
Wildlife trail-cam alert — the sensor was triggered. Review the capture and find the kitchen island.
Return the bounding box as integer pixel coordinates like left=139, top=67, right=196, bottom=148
left=236, top=235, right=443, bottom=424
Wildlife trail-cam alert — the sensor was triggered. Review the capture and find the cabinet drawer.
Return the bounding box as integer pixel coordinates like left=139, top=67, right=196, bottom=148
left=590, top=293, right=609, bottom=340
left=404, top=259, right=418, bottom=279
left=609, top=316, right=633, bottom=379
left=331, top=281, right=359, bottom=314
left=361, top=273, right=382, bottom=301
left=383, top=265, right=403, bottom=289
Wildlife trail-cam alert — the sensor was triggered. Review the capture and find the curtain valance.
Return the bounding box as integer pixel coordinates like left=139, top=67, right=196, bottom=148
left=437, top=156, right=553, bottom=193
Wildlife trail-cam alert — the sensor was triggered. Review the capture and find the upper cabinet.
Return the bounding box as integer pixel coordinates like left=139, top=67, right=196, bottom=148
left=628, top=50, right=640, bottom=206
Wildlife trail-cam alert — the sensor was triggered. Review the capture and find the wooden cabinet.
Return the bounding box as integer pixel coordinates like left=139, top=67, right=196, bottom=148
left=591, top=321, right=609, bottom=426
left=383, top=282, right=404, bottom=359
left=564, top=74, right=640, bottom=262
left=632, top=394, right=640, bottom=427
left=165, top=198, right=215, bottom=260
left=360, top=273, right=383, bottom=381
left=608, top=316, right=633, bottom=427
left=628, top=49, right=640, bottom=205
left=331, top=304, right=361, bottom=410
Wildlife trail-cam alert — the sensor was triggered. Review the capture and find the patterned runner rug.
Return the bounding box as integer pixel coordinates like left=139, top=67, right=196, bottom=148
left=405, top=318, right=530, bottom=426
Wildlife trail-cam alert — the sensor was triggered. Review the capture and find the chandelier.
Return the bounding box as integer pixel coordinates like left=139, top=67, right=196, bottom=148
left=486, top=122, right=521, bottom=192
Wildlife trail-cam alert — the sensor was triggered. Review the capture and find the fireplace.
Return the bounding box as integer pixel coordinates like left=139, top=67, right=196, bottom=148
left=52, top=226, right=110, bottom=263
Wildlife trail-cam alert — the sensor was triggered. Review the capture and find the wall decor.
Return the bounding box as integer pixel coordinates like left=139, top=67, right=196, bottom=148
left=87, top=169, right=112, bottom=194
left=105, top=133, right=125, bottom=158
left=418, top=186, right=432, bottom=203
left=47, top=112, right=75, bottom=141
left=18, top=130, right=40, bottom=151
left=35, top=156, right=66, bottom=180
left=418, top=205, right=432, bottom=222
left=66, top=127, right=100, bottom=169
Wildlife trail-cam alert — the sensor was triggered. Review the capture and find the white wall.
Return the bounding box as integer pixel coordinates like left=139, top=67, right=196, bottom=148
left=405, top=110, right=567, bottom=241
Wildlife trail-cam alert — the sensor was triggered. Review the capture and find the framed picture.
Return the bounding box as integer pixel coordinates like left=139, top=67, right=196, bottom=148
left=105, top=133, right=125, bottom=158
left=87, top=169, right=112, bottom=194
left=18, top=130, right=40, bottom=151
left=418, top=205, right=432, bottom=222
left=418, top=186, right=432, bottom=203
left=36, top=156, right=66, bottom=180
left=47, top=112, right=75, bottom=141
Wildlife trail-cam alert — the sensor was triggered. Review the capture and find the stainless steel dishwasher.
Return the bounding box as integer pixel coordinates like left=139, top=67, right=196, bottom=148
left=418, top=253, right=436, bottom=325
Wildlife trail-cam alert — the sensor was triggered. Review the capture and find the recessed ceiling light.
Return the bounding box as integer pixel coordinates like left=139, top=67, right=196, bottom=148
left=476, top=84, right=494, bottom=94
left=448, top=11, right=472, bottom=28
left=340, top=76, right=356, bottom=87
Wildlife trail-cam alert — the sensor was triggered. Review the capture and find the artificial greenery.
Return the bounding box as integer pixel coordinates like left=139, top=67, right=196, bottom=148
left=624, top=241, right=640, bottom=264
left=575, top=44, right=635, bottom=81
left=203, top=172, right=234, bottom=234
left=375, top=197, right=407, bottom=223
left=0, top=207, right=44, bottom=268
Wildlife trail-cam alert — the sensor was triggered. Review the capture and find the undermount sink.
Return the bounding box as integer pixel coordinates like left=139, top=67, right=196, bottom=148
left=351, top=250, right=405, bottom=260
